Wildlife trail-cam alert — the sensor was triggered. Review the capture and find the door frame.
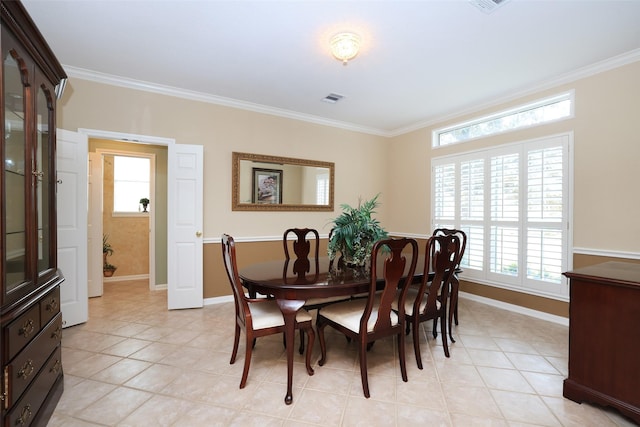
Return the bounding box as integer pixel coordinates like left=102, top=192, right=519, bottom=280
left=78, top=128, right=175, bottom=296
left=95, top=149, right=157, bottom=290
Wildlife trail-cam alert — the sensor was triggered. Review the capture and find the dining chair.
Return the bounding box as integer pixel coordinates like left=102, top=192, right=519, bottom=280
left=284, top=228, right=351, bottom=353
left=394, top=234, right=459, bottom=367
left=221, top=234, right=315, bottom=389
left=316, top=237, right=419, bottom=398
left=432, top=228, right=467, bottom=341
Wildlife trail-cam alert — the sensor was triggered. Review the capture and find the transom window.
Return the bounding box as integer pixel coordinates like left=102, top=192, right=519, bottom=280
left=113, top=155, right=151, bottom=213
left=432, top=133, right=571, bottom=300
left=433, top=92, right=573, bottom=147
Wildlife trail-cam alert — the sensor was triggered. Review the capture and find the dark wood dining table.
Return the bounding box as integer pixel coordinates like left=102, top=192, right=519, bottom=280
left=238, top=256, right=427, bottom=404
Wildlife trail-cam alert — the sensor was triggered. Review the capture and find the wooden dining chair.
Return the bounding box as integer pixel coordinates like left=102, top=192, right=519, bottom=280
left=221, top=234, right=315, bottom=389
left=284, top=228, right=350, bottom=353
left=394, top=234, right=459, bottom=367
left=283, top=227, right=319, bottom=262
left=316, top=237, right=419, bottom=398
left=432, top=228, right=467, bottom=341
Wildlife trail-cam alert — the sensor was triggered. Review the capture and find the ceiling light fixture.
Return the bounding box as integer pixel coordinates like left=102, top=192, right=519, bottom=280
left=330, top=32, right=361, bottom=65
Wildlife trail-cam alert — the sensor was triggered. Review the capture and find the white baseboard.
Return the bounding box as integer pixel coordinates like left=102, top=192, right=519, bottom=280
left=103, top=273, right=149, bottom=283
left=459, top=291, right=569, bottom=326
left=204, top=295, right=234, bottom=305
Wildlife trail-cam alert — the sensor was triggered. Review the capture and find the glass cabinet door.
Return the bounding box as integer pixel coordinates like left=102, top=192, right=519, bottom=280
left=36, top=82, right=54, bottom=279
left=3, top=47, right=28, bottom=294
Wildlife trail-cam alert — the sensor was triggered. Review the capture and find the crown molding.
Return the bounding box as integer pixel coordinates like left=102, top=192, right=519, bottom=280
left=387, top=48, right=640, bottom=137
left=64, top=48, right=640, bottom=139
left=63, top=66, right=388, bottom=137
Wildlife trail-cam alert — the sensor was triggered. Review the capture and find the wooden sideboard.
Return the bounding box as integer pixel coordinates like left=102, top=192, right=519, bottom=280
left=563, top=262, right=640, bottom=424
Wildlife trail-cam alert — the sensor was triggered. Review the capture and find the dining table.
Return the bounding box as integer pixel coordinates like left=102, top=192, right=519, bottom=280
left=238, top=255, right=428, bottom=404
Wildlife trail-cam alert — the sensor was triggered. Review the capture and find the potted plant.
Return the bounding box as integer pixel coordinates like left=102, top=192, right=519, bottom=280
left=139, top=197, right=150, bottom=212
left=103, top=234, right=117, bottom=277
left=327, top=193, right=388, bottom=268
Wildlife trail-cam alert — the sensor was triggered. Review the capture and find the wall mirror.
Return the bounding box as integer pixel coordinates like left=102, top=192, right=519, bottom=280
left=232, top=152, right=334, bottom=211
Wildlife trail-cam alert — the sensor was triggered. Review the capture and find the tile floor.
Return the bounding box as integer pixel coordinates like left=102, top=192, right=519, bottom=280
left=48, top=280, right=637, bottom=427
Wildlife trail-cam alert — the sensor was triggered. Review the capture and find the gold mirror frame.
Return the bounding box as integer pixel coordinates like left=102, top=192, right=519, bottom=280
left=232, top=152, right=335, bottom=211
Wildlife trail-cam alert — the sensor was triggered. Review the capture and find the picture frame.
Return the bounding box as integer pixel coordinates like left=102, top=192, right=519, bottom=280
left=252, top=168, right=283, bottom=204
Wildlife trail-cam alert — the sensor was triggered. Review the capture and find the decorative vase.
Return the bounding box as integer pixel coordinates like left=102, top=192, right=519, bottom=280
left=142, top=204, right=148, bottom=212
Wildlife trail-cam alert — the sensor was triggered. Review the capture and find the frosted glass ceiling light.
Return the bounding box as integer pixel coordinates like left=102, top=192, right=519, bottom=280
left=330, top=32, right=361, bottom=65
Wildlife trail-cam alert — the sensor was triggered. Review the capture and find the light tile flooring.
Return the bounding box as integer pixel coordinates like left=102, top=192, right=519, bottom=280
left=48, top=280, right=637, bottom=427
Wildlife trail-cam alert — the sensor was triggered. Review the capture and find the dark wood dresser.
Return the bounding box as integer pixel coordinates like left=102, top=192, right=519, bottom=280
left=563, top=261, right=640, bottom=424
left=1, top=1, right=67, bottom=425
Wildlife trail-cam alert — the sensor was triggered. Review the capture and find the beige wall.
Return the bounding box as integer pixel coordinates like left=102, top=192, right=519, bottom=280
left=57, top=60, right=640, bottom=312
left=387, top=61, right=640, bottom=252
left=59, top=79, right=388, bottom=238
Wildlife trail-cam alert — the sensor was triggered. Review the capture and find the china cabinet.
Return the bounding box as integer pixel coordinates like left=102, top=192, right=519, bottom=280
left=1, top=1, right=67, bottom=425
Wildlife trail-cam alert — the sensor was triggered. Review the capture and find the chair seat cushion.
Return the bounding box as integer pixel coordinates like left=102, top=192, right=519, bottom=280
left=319, top=297, right=398, bottom=333
left=391, top=287, right=440, bottom=316
left=249, top=300, right=312, bottom=329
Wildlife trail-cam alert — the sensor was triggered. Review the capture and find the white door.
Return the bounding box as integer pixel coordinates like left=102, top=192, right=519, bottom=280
left=167, top=144, right=204, bottom=309
left=87, top=152, right=103, bottom=297
left=56, top=129, right=89, bottom=327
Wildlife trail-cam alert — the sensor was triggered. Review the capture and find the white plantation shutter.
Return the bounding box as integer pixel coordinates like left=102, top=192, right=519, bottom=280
left=460, top=159, right=484, bottom=221
left=525, top=145, right=565, bottom=284
left=463, top=225, right=484, bottom=270
left=316, top=173, right=329, bottom=205
left=434, top=163, right=455, bottom=221
left=490, top=153, right=519, bottom=277
left=431, top=134, right=570, bottom=300
left=460, top=159, right=484, bottom=271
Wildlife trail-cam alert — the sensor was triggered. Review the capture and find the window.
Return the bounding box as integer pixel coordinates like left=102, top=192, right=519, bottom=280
left=113, top=155, right=151, bottom=213
left=433, top=92, right=573, bottom=147
left=432, top=134, right=571, bottom=300
left=316, top=172, right=329, bottom=205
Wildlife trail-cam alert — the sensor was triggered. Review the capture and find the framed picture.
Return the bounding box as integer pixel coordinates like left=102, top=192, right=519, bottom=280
left=252, top=168, right=283, bottom=204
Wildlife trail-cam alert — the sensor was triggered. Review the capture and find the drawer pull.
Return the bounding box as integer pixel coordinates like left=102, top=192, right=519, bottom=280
left=46, top=298, right=58, bottom=312
left=17, top=360, right=34, bottom=380
left=52, top=326, right=62, bottom=340
left=50, top=359, right=62, bottom=375
left=19, top=319, right=35, bottom=339
left=17, top=404, right=32, bottom=425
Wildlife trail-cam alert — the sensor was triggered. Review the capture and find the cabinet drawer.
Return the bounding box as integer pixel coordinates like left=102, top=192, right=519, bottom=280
left=6, top=313, right=62, bottom=406
left=6, top=346, right=62, bottom=427
left=39, top=287, right=60, bottom=326
left=5, top=305, right=41, bottom=361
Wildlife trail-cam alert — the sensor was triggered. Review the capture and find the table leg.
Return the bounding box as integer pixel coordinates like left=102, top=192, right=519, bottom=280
left=276, top=298, right=305, bottom=405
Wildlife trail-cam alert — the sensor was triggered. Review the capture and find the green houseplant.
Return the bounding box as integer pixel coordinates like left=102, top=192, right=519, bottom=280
left=103, top=234, right=117, bottom=277
left=139, top=197, right=150, bottom=212
left=327, top=194, right=388, bottom=267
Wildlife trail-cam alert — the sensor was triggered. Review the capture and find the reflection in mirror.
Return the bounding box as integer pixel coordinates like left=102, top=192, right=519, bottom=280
left=232, top=152, right=334, bottom=211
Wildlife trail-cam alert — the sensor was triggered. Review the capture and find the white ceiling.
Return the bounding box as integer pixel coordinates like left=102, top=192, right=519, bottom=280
left=21, top=0, right=640, bottom=136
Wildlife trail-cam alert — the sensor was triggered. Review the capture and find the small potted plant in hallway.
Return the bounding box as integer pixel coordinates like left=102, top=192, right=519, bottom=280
left=139, top=197, right=150, bottom=212
left=103, top=234, right=117, bottom=277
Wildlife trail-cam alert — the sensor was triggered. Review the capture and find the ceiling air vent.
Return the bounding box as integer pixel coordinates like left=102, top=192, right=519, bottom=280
left=322, top=93, right=344, bottom=104
left=469, top=0, right=512, bottom=14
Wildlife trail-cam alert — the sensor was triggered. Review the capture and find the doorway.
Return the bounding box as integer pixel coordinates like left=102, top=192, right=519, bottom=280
left=59, top=128, right=204, bottom=328
left=81, top=129, right=172, bottom=301
left=90, top=149, right=160, bottom=297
